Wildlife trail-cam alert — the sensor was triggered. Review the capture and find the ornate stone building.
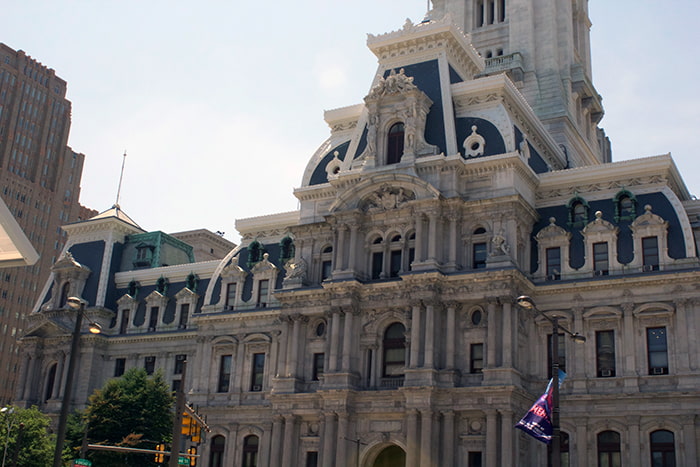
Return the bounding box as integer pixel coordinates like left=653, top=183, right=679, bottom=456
left=15, top=2, right=700, bottom=466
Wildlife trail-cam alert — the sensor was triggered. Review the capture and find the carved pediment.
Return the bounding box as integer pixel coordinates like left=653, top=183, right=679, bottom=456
left=175, top=287, right=199, bottom=301
left=631, top=205, right=668, bottom=229
left=582, top=211, right=617, bottom=235
left=366, top=68, right=417, bottom=99
left=535, top=217, right=570, bottom=242
left=360, top=185, right=416, bottom=212
left=251, top=253, right=277, bottom=274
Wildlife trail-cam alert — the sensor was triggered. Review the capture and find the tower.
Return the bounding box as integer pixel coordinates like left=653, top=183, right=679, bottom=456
left=0, top=43, right=94, bottom=403
left=431, top=0, right=609, bottom=167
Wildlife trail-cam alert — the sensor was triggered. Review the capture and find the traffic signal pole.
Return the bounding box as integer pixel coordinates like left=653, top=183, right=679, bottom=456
left=169, top=361, right=187, bottom=467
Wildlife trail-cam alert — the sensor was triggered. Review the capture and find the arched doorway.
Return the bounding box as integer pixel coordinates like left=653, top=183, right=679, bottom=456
left=372, top=445, right=405, bottom=467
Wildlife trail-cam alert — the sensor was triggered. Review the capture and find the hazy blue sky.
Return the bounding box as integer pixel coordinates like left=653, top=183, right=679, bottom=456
left=4, top=1, right=699, bottom=242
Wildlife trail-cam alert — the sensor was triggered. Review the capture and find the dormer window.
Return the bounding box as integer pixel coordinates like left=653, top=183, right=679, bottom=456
left=387, top=123, right=404, bottom=164
left=247, top=241, right=264, bottom=268
left=134, top=244, right=154, bottom=268
left=279, top=236, right=295, bottom=263
left=614, top=190, right=637, bottom=222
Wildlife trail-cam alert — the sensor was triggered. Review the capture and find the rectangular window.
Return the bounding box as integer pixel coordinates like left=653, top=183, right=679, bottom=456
left=389, top=250, right=402, bottom=278
left=312, top=353, right=324, bottom=381
left=251, top=353, right=265, bottom=391
left=306, top=452, right=319, bottom=467
left=174, top=354, right=186, bottom=375
left=172, top=379, right=181, bottom=393
left=218, top=355, right=232, bottom=392
left=470, top=343, right=484, bottom=373
left=473, top=243, right=487, bottom=269
left=114, top=358, right=126, bottom=377
left=547, top=333, right=566, bottom=378
left=596, top=330, right=615, bottom=377
left=546, top=247, right=561, bottom=279
left=647, top=327, right=669, bottom=375
left=321, top=260, right=332, bottom=281
left=179, top=304, right=189, bottom=329
left=119, top=309, right=130, bottom=334
left=148, top=307, right=159, bottom=332
left=642, top=236, right=659, bottom=270
left=256, top=280, right=269, bottom=307
left=225, top=282, right=237, bottom=308
left=371, top=252, right=383, bottom=279
left=144, top=356, right=156, bottom=375
left=468, top=451, right=483, bottom=467
left=593, top=242, right=609, bottom=275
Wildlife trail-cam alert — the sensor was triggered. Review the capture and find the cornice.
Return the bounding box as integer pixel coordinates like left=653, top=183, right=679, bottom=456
left=114, top=260, right=219, bottom=288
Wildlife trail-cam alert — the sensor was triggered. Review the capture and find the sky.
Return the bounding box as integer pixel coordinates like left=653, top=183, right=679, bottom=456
left=3, top=1, right=699, bottom=243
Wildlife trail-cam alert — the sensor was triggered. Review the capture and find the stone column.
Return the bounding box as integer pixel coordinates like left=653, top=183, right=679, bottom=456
left=447, top=211, right=459, bottom=267
left=427, top=211, right=438, bottom=261
left=675, top=299, right=691, bottom=371
left=348, top=222, right=359, bottom=271
left=286, top=314, right=302, bottom=378
left=485, top=410, right=498, bottom=467
left=336, top=225, right=347, bottom=271
left=420, top=410, right=434, bottom=465
left=335, top=413, right=349, bottom=466
left=502, top=301, right=513, bottom=367
left=342, top=310, right=354, bottom=372
left=487, top=301, right=497, bottom=368
left=328, top=310, right=340, bottom=372
left=282, top=414, right=297, bottom=467
left=369, top=345, right=378, bottom=388
left=410, top=303, right=422, bottom=368
left=575, top=421, right=587, bottom=467
left=681, top=415, right=698, bottom=467
left=446, top=303, right=456, bottom=369
left=277, top=318, right=290, bottom=377
left=500, top=410, right=513, bottom=467
left=52, top=353, right=66, bottom=399
left=627, top=416, right=640, bottom=467
left=424, top=303, right=435, bottom=368
left=321, top=413, right=336, bottom=467
left=406, top=410, right=419, bottom=467
left=414, top=214, right=424, bottom=263
left=270, top=415, right=284, bottom=463
left=621, top=303, right=636, bottom=377
left=442, top=410, right=455, bottom=467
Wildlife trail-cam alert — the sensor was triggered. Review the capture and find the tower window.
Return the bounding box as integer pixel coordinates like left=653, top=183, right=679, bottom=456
left=642, top=236, right=659, bottom=271
left=593, top=242, right=609, bottom=275
left=387, top=123, right=404, bottom=164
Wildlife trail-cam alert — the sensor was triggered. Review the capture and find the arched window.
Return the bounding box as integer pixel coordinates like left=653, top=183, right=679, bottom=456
left=209, top=435, right=225, bottom=467
left=650, top=430, right=675, bottom=467
left=242, top=435, right=259, bottom=467
left=44, top=363, right=57, bottom=402
left=320, top=245, right=333, bottom=281
left=382, top=322, right=406, bottom=384
left=567, top=196, right=589, bottom=227
left=370, top=236, right=384, bottom=280
left=247, top=241, right=264, bottom=268
left=279, top=236, right=295, bottom=263
left=387, top=123, right=405, bottom=164
left=597, top=431, right=620, bottom=467
left=614, top=190, right=636, bottom=222
left=59, top=282, right=70, bottom=308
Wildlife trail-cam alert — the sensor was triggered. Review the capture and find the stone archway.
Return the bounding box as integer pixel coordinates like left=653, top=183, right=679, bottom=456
left=371, top=445, right=406, bottom=467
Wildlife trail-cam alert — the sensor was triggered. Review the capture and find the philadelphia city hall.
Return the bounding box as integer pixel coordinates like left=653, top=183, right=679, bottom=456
left=16, top=1, right=700, bottom=466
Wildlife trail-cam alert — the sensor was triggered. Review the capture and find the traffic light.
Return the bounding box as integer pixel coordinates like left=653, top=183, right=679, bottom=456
left=187, top=447, right=197, bottom=466
left=191, top=422, right=202, bottom=443
left=154, top=443, right=165, bottom=463
left=181, top=412, right=193, bottom=436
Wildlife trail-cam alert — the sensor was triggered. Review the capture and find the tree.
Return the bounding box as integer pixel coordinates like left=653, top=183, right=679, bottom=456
left=83, top=368, right=174, bottom=466
left=0, top=406, right=54, bottom=467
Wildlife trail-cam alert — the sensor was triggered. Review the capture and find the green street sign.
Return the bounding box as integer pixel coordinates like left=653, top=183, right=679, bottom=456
left=73, top=460, right=92, bottom=467
left=178, top=456, right=189, bottom=465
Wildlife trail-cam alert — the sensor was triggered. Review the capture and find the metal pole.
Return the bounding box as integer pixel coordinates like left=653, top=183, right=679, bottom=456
left=169, top=361, right=187, bottom=467
left=52, top=303, right=84, bottom=467
left=551, top=317, right=560, bottom=467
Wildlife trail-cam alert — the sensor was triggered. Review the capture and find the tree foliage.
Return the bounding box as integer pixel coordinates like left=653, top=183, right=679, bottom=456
left=83, top=368, right=174, bottom=466
left=0, top=406, right=53, bottom=467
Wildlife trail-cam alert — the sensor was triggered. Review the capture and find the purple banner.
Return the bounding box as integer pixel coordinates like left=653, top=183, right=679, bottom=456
left=514, top=370, right=566, bottom=444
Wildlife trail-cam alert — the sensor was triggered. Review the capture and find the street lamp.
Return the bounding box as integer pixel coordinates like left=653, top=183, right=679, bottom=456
left=52, top=297, right=101, bottom=467
left=515, top=295, right=585, bottom=467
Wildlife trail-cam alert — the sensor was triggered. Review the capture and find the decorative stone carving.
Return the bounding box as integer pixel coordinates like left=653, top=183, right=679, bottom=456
left=463, top=125, right=486, bottom=157
left=366, top=68, right=417, bottom=98
left=360, top=185, right=415, bottom=212
left=282, top=257, right=308, bottom=289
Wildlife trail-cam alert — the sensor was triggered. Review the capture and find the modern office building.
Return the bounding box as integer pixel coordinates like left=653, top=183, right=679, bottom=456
left=16, top=1, right=700, bottom=466
left=0, top=43, right=95, bottom=403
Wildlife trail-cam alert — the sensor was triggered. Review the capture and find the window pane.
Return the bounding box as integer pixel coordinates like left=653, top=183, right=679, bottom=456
left=546, top=247, right=561, bottom=279
left=596, top=330, right=615, bottom=377
left=218, top=355, right=232, bottom=392
left=473, top=242, right=487, bottom=269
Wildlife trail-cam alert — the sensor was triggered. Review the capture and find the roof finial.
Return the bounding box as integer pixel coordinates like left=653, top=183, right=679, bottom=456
left=115, top=150, right=127, bottom=208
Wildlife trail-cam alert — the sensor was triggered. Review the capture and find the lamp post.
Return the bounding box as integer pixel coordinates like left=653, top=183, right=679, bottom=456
left=52, top=297, right=101, bottom=467
left=515, top=296, right=585, bottom=467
